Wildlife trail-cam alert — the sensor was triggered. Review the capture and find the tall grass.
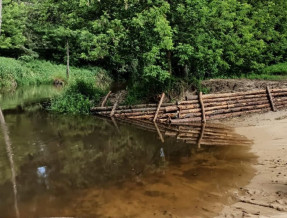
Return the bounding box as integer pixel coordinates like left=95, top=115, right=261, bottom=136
left=263, top=62, right=287, bottom=75
left=0, top=57, right=111, bottom=91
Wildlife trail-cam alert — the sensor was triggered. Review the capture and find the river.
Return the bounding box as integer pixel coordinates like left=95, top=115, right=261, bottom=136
left=0, top=86, right=256, bottom=218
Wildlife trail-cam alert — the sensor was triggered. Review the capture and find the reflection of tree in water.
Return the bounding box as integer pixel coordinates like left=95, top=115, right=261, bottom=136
left=0, top=108, right=19, bottom=218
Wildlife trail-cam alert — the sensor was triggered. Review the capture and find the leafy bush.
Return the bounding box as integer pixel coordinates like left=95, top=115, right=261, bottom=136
left=49, top=79, right=104, bottom=114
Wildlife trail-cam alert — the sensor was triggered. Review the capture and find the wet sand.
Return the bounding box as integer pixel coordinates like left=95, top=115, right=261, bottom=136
left=217, top=110, right=287, bottom=217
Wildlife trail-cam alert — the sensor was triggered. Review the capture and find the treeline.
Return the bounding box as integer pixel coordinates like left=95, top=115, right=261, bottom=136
left=1, top=0, right=287, bottom=90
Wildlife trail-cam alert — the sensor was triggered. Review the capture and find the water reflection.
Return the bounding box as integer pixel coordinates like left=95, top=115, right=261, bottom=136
left=0, top=108, right=20, bottom=218
left=0, top=110, right=255, bottom=218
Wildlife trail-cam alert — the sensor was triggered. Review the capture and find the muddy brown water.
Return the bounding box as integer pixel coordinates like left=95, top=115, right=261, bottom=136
left=0, top=87, right=256, bottom=218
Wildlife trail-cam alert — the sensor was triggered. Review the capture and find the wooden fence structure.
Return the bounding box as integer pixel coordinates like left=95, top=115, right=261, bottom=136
left=91, top=87, right=287, bottom=124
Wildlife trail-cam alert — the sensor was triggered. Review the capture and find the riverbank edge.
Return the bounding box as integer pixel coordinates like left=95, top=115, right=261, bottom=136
left=215, top=110, right=287, bottom=217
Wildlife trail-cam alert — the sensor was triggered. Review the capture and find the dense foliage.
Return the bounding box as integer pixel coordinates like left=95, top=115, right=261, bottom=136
left=1, top=0, right=287, bottom=94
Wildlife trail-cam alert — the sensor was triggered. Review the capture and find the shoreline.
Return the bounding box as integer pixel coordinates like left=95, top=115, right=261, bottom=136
left=217, top=110, right=287, bottom=217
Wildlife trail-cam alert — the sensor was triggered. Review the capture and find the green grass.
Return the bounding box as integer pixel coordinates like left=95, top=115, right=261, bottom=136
left=263, top=62, right=287, bottom=75
left=0, top=57, right=111, bottom=92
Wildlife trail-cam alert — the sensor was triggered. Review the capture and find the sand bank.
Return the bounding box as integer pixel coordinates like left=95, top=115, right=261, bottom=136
left=217, top=110, right=287, bottom=217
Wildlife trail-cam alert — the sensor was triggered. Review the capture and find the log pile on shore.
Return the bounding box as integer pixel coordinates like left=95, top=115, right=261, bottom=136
left=91, top=87, right=287, bottom=124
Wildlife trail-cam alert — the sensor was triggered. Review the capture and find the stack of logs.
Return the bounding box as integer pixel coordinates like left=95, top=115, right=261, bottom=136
left=91, top=87, right=287, bottom=124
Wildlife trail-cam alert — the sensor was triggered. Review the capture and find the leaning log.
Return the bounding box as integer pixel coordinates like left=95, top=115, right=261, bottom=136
left=199, top=92, right=206, bottom=123
left=110, top=93, right=122, bottom=117
left=154, top=93, right=165, bottom=122
left=101, top=91, right=112, bottom=107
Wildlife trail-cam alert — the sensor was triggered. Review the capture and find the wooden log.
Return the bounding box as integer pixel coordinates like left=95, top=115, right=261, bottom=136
left=206, top=108, right=270, bottom=120
left=197, top=123, right=205, bottom=149
left=170, top=117, right=202, bottom=124
left=178, top=108, right=202, bottom=114
left=273, top=101, right=287, bottom=107
left=97, top=107, right=164, bottom=115
left=273, top=96, right=287, bottom=102
left=203, top=97, right=269, bottom=108
left=272, top=92, right=287, bottom=97
left=165, top=105, right=178, bottom=112
left=157, top=113, right=178, bottom=119
left=205, top=101, right=270, bottom=113
left=178, top=104, right=201, bottom=110
left=277, top=104, right=287, bottom=110
left=203, top=89, right=266, bottom=99
left=203, top=94, right=268, bottom=103
left=110, top=93, right=122, bottom=117
left=199, top=141, right=248, bottom=146
left=114, top=111, right=157, bottom=117
left=179, top=112, right=202, bottom=119
left=92, top=103, right=174, bottom=112
left=178, top=100, right=199, bottom=105
left=154, top=93, right=165, bottom=122
left=199, top=92, right=206, bottom=123
left=266, top=86, right=276, bottom=111
left=101, top=91, right=112, bottom=107
left=271, top=88, right=287, bottom=93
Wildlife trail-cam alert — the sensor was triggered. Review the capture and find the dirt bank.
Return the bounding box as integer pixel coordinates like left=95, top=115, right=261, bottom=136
left=216, top=110, right=287, bottom=217
left=201, top=79, right=287, bottom=93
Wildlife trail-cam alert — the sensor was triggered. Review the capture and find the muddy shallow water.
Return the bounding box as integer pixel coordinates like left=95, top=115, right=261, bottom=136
left=0, top=87, right=256, bottom=218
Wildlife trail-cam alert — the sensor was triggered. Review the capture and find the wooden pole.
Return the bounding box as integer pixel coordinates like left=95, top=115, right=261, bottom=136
left=101, top=91, right=112, bottom=107
left=199, top=92, right=206, bottom=123
left=110, top=93, right=122, bottom=117
left=153, top=93, right=165, bottom=122
left=197, top=123, right=206, bottom=149
left=266, top=86, right=276, bottom=112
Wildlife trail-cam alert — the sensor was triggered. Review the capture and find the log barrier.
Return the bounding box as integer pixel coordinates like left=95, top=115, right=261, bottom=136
left=91, top=87, right=287, bottom=124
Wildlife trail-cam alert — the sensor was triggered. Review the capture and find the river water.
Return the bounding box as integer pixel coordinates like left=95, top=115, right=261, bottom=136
left=0, top=86, right=256, bottom=218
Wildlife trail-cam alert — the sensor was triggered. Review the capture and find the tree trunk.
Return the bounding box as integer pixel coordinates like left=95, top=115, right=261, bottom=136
left=0, top=0, right=2, bottom=35
left=166, top=51, right=172, bottom=75
left=184, top=64, right=188, bottom=79
left=66, top=40, right=70, bottom=79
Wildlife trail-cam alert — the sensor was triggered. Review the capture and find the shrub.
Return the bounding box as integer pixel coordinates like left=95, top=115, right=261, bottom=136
left=49, top=79, right=104, bottom=114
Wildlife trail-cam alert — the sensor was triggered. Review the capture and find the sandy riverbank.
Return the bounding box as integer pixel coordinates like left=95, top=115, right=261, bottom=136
left=217, top=110, right=287, bottom=217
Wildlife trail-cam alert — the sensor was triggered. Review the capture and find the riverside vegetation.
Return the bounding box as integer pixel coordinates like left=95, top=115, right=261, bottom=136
left=1, top=0, right=287, bottom=113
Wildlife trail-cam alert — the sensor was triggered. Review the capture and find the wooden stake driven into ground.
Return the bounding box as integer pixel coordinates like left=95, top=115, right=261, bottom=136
left=153, top=93, right=165, bottom=122
left=197, top=123, right=206, bottom=149
left=110, top=93, right=122, bottom=117
left=101, top=91, right=112, bottom=107
left=199, top=92, right=206, bottom=123
left=266, top=86, right=276, bottom=112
